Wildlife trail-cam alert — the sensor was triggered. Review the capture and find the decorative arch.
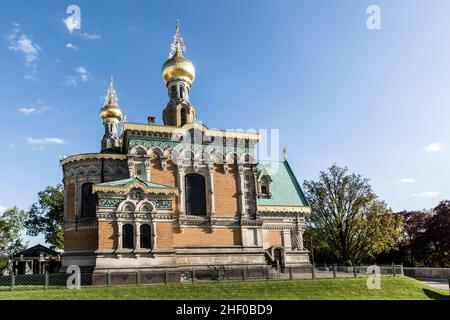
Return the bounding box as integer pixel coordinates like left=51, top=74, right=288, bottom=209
left=136, top=199, right=155, bottom=213
left=87, top=166, right=100, bottom=176
left=117, top=200, right=136, bottom=212
left=225, top=152, right=239, bottom=164
left=76, top=167, right=87, bottom=176
left=130, top=145, right=149, bottom=157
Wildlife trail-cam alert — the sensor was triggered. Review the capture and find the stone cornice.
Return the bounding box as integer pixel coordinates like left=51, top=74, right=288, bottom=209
left=61, top=153, right=127, bottom=166
left=123, top=122, right=260, bottom=141
left=93, top=180, right=178, bottom=196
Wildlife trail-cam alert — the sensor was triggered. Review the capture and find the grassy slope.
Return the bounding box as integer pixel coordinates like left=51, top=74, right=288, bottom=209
left=0, top=276, right=448, bottom=300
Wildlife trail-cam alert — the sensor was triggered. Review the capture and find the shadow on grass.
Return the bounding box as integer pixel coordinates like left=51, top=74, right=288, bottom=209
left=422, top=289, right=450, bottom=300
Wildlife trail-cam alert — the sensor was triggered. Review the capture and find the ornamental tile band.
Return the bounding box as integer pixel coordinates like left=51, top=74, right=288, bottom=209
left=98, top=198, right=123, bottom=208
left=61, top=153, right=127, bottom=166
left=155, top=200, right=173, bottom=209
left=93, top=180, right=178, bottom=196
left=124, top=122, right=260, bottom=140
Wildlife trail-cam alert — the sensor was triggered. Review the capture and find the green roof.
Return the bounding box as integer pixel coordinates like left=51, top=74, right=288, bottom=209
left=256, top=160, right=309, bottom=207
left=96, top=177, right=172, bottom=189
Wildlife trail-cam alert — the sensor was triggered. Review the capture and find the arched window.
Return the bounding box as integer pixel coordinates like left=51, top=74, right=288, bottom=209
left=122, top=224, right=134, bottom=249
left=261, top=185, right=268, bottom=195
left=81, top=183, right=96, bottom=218
left=185, top=174, right=206, bottom=216
left=140, top=224, right=152, bottom=249
left=170, top=85, right=177, bottom=99
left=180, top=108, right=187, bottom=126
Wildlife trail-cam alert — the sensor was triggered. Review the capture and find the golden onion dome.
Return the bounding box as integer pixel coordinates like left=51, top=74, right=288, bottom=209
left=162, top=51, right=196, bottom=85
left=100, top=76, right=122, bottom=121
left=100, top=104, right=122, bottom=121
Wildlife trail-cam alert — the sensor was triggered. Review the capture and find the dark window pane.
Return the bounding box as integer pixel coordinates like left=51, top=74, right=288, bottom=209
left=261, top=185, right=267, bottom=195
left=185, top=174, right=206, bottom=216
left=140, top=224, right=152, bottom=249
left=81, top=183, right=96, bottom=218
left=122, top=224, right=134, bottom=249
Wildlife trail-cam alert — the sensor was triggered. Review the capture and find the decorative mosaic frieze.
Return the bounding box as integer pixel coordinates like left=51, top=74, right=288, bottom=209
left=129, top=139, right=254, bottom=155
left=155, top=200, right=173, bottom=210
left=98, top=198, right=123, bottom=208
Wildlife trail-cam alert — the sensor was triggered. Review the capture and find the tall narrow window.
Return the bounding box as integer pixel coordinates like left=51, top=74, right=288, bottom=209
left=81, top=183, right=96, bottom=218
left=180, top=108, right=187, bottom=126
left=140, top=224, right=152, bottom=249
left=180, top=86, right=184, bottom=99
left=122, top=224, right=134, bottom=249
left=170, top=85, right=177, bottom=99
left=185, top=174, right=206, bottom=216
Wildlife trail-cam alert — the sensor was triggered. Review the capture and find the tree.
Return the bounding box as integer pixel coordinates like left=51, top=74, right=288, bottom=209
left=415, top=201, right=450, bottom=267
left=397, top=210, right=431, bottom=266
left=303, top=164, right=402, bottom=265
left=25, top=184, right=64, bottom=250
left=0, top=207, right=27, bottom=272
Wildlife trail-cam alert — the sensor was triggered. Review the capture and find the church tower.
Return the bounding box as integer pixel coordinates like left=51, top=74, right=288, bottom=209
left=161, top=20, right=197, bottom=126
left=100, top=77, right=123, bottom=152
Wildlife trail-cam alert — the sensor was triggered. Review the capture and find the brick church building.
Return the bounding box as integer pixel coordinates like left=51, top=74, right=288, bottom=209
left=61, top=22, right=310, bottom=272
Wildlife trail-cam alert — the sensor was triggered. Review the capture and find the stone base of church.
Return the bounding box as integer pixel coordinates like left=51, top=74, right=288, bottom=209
left=62, top=247, right=310, bottom=273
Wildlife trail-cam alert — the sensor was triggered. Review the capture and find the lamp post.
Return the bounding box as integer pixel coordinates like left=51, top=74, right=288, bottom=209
left=310, top=236, right=315, bottom=266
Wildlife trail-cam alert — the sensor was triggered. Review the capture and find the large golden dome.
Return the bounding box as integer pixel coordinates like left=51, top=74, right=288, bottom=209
left=162, top=51, right=196, bottom=85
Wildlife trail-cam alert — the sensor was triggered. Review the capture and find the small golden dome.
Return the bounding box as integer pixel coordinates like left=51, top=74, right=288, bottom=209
left=162, top=51, right=196, bottom=84
left=100, top=76, right=122, bottom=121
left=100, top=105, right=122, bottom=121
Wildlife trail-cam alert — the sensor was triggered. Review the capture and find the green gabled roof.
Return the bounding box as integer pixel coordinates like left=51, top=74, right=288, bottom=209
left=256, top=160, right=309, bottom=207
left=96, top=177, right=172, bottom=189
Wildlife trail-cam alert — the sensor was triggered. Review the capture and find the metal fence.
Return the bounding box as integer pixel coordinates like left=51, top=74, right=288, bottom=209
left=0, top=264, right=404, bottom=292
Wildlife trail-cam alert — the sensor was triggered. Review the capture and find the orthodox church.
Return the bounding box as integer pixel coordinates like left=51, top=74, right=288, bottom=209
left=61, top=22, right=310, bottom=272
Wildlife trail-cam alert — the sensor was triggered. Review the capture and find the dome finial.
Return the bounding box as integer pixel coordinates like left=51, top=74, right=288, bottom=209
left=169, top=19, right=186, bottom=58
left=100, top=75, right=122, bottom=121
left=105, top=74, right=118, bottom=107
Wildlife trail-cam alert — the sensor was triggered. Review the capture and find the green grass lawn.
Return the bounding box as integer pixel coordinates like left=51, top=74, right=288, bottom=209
left=0, top=276, right=448, bottom=300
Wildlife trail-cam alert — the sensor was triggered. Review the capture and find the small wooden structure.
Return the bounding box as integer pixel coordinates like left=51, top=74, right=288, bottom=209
left=11, top=244, right=61, bottom=275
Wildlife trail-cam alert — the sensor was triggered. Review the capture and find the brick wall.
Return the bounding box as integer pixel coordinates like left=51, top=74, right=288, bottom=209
left=150, top=158, right=176, bottom=187
left=64, top=228, right=98, bottom=251
left=155, top=222, right=174, bottom=249
left=98, top=221, right=116, bottom=249
left=66, top=183, right=76, bottom=220
left=268, top=231, right=283, bottom=247
left=173, top=227, right=242, bottom=247
left=213, top=165, right=239, bottom=216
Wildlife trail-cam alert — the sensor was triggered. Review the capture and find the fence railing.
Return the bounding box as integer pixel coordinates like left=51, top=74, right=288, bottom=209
left=0, top=264, right=404, bottom=292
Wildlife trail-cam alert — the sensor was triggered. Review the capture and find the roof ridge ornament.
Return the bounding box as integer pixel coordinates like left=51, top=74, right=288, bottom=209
left=169, top=19, right=186, bottom=58
left=282, top=145, right=287, bottom=161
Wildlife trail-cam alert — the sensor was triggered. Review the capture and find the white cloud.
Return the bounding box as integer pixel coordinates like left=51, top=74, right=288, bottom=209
left=76, top=32, right=101, bottom=40
left=65, top=43, right=78, bottom=50
left=398, top=178, right=416, bottom=184
left=27, top=137, right=66, bottom=145
left=18, top=99, right=52, bottom=115
left=18, top=108, right=37, bottom=115
left=75, top=66, right=90, bottom=82
left=411, top=191, right=440, bottom=198
left=7, top=23, right=41, bottom=79
left=0, top=206, right=6, bottom=213
left=424, top=142, right=443, bottom=153
left=64, top=75, right=78, bottom=87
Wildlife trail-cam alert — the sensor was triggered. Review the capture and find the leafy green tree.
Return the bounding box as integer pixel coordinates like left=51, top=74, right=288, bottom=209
left=303, top=164, right=402, bottom=265
left=0, top=207, right=27, bottom=272
left=415, top=201, right=450, bottom=267
left=25, top=184, right=64, bottom=250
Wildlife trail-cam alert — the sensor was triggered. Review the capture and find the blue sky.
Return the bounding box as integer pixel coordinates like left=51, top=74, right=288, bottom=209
left=1, top=1, right=450, bottom=246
